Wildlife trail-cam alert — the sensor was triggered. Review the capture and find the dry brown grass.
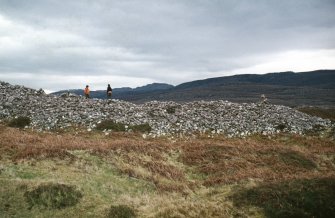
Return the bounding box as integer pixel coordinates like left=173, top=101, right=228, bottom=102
left=0, top=127, right=165, bottom=159
left=116, top=192, right=237, bottom=218
left=1, top=125, right=334, bottom=192
left=0, top=125, right=188, bottom=192
left=179, top=134, right=335, bottom=186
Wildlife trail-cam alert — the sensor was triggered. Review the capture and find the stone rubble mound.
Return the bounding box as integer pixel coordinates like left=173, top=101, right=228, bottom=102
left=0, top=81, right=333, bottom=137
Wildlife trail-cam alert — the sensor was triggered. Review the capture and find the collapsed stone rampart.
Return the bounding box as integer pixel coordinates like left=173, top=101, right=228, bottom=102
left=0, top=81, right=332, bottom=137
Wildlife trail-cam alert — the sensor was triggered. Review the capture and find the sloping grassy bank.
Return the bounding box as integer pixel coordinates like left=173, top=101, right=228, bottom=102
left=0, top=125, right=334, bottom=217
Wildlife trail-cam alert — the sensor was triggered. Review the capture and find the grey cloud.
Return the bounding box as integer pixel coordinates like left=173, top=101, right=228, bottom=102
left=0, top=0, right=335, bottom=90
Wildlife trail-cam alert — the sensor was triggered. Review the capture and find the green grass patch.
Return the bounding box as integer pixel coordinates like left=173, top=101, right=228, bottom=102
left=231, top=177, right=335, bottom=218
left=17, top=171, right=40, bottom=180
left=0, top=180, right=28, bottom=217
left=24, top=183, right=83, bottom=209
left=0, top=151, right=155, bottom=217
left=0, top=164, right=45, bottom=180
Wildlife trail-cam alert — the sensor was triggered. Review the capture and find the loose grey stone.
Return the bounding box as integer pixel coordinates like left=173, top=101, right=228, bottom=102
left=0, top=81, right=333, bottom=137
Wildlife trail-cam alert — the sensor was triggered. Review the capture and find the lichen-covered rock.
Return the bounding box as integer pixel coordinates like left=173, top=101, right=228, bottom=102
left=0, top=81, right=333, bottom=137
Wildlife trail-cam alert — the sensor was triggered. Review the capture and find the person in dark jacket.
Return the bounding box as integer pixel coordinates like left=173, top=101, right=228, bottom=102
left=107, top=84, right=112, bottom=99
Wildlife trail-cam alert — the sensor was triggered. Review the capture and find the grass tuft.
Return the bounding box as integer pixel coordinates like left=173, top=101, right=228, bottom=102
left=155, top=201, right=232, bottom=218
left=107, top=205, right=136, bottom=218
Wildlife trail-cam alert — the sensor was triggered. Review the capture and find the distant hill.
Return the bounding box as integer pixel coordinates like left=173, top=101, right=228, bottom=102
left=52, top=70, right=335, bottom=107
left=175, top=70, right=335, bottom=89
left=52, top=83, right=174, bottom=99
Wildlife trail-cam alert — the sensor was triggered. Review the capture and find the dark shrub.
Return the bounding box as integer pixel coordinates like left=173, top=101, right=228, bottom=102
left=166, top=106, right=176, bottom=114
left=96, top=120, right=126, bottom=131
left=231, top=178, right=335, bottom=218
left=275, top=123, right=286, bottom=131
left=24, top=183, right=82, bottom=209
left=8, top=116, right=31, bottom=128
left=130, top=123, right=151, bottom=133
left=107, top=205, right=136, bottom=218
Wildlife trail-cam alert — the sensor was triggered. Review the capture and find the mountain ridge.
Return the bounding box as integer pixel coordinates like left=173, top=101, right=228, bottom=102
left=52, top=70, right=335, bottom=107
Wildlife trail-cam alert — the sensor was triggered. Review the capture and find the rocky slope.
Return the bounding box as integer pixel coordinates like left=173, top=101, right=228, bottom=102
left=0, top=81, right=333, bottom=137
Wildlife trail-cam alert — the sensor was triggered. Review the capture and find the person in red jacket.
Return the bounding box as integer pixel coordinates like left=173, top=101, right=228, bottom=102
left=84, top=85, right=90, bottom=99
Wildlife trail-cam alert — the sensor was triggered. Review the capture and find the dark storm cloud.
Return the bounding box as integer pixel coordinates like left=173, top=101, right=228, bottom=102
left=0, top=0, right=335, bottom=91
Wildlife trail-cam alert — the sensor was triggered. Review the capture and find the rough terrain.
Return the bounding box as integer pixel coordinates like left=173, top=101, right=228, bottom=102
left=0, top=81, right=333, bottom=138
left=1, top=81, right=334, bottom=217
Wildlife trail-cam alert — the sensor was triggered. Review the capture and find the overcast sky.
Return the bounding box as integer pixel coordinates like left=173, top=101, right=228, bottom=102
left=0, top=0, right=335, bottom=92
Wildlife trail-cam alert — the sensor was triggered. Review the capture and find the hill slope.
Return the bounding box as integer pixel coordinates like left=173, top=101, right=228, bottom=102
left=52, top=83, right=174, bottom=99
left=52, top=70, right=335, bottom=106
left=118, top=70, right=335, bottom=106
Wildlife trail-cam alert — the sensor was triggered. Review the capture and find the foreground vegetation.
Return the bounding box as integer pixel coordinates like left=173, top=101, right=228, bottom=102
left=0, top=124, right=334, bottom=217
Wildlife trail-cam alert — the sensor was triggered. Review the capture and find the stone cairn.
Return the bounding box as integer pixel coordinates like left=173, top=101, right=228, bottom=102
left=0, top=81, right=333, bottom=138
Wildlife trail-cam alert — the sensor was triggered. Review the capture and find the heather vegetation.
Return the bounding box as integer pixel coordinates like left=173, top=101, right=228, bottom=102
left=24, top=183, right=83, bottom=209
left=231, top=178, right=335, bottom=218
left=0, top=124, right=334, bottom=217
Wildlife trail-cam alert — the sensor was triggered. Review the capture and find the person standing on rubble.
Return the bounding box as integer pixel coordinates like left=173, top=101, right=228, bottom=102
left=84, top=85, right=90, bottom=99
left=107, top=84, right=112, bottom=99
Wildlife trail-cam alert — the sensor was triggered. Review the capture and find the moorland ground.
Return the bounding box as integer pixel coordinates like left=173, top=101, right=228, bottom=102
left=0, top=122, right=334, bottom=218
